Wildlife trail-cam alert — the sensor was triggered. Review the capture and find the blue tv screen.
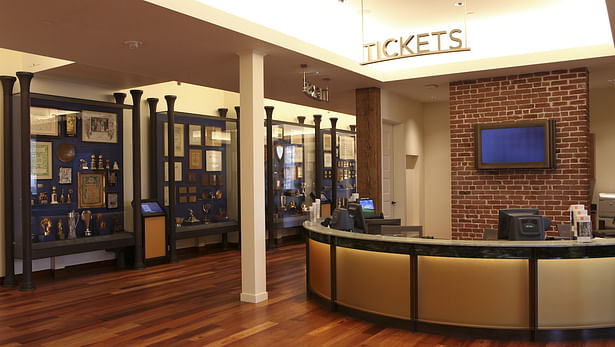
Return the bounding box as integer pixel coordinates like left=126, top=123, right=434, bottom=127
left=475, top=120, right=555, bottom=169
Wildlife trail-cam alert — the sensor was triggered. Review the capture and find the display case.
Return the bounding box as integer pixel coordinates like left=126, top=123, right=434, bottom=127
left=153, top=110, right=239, bottom=254
left=321, top=129, right=357, bottom=208
left=265, top=121, right=315, bottom=233
left=5, top=84, right=136, bottom=290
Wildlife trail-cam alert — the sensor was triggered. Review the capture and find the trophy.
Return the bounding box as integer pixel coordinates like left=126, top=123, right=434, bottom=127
left=81, top=210, right=93, bottom=237
left=185, top=209, right=200, bottom=223
left=40, top=217, right=52, bottom=236
left=50, top=186, right=59, bottom=204
left=202, top=203, right=212, bottom=224
left=57, top=219, right=65, bottom=240
left=67, top=210, right=79, bottom=240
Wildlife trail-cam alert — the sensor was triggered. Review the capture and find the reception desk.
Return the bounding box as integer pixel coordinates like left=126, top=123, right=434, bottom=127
left=304, top=221, right=615, bottom=341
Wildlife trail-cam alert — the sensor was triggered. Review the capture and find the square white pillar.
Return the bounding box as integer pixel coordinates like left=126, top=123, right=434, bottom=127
left=238, top=50, right=268, bottom=303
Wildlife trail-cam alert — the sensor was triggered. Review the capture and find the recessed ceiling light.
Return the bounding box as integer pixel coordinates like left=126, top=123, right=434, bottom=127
left=454, top=2, right=464, bottom=7
left=424, top=83, right=439, bottom=89
left=124, top=40, right=143, bottom=50
left=608, top=79, right=615, bottom=83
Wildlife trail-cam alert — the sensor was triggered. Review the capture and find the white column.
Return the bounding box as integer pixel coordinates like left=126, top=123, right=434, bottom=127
left=239, top=50, right=268, bottom=303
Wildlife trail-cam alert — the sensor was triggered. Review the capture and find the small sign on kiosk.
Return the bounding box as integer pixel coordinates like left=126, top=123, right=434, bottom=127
left=140, top=200, right=167, bottom=264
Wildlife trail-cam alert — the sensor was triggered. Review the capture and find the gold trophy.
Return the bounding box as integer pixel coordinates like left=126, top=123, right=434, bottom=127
left=81, top=210, right=93, bottom=237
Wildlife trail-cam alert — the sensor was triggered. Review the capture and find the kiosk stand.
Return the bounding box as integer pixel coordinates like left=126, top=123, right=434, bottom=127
left=141, top=200, right=167, bottom=264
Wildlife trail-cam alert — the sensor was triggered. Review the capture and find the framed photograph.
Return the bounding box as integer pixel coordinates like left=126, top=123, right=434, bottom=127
left=294, top=146, right=303, bottom=163
left=31, top=107, right=59, bottom=136
left=217, top=174, right=225, bottom=186
left=205, top=126, right=222, bottom=147
left=209, top=174, right=218, bottom=186
left=77, top=172, right=106, bottom=209
left=206, top=150, right=222, bottom=171
left=164, top=161, right=182, bottom=182
left=296, top=166, right=303, bottom=179
left=189, top=149, right=202, bottom=170
left=188, top=124, right=202, bottom=146
left=81, top=110, right=118, bottom=143
left=324, top=152, right=332, bottom=168
left=31, top=141, right=53, bottom=179
left=58, top=167, right=72, bottom=185
left=323, top=133, right=331, bottom=151
left=107, top=192, right=118, bottom=209
left=187, top=173, right=197, bottom=183
left=163, top=122, right=185, bottom=157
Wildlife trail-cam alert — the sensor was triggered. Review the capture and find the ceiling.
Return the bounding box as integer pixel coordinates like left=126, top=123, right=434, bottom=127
left=0, top=0, right=614, bottom=115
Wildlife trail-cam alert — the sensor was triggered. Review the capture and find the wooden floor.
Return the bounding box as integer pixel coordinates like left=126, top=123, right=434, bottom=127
left=1, top=244, right=615, bottom=347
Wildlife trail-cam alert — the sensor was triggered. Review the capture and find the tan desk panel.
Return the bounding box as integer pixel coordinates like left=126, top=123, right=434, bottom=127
left=336, top=247, right=411, bottom=319
left=418, top=256, right=529, bottom=329
left=538, top=257, right=615, bottom=329
left=309, top=239, right=331, bottom=299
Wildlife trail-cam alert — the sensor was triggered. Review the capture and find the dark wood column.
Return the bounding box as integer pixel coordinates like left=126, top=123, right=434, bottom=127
left=17, top=72, right=34, bottom=291
left=147, top=98, right=159, bottom=199
left=130, top=90, right=144, bottom=270
left=165, top=95, right=178, bottom=263
left=313, top=115, right=322, bottom=199
left=1, top=76, right=17, bottom=287
left=355, top=87, right=382, bottom=215
left=113, top=92, right=127, bottom=105
left=265, top=106, right=275, bottom=249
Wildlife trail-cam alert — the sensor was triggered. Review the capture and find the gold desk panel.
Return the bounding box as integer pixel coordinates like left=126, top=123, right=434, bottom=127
left=538, top=257, right=615, bottom=329
left=145, top=216, right=166, bottom=259
left=336, top=247, right=411, bottom=319
left=418, top=256, right=529, bottom=329
left=309, top=239, right=331, bottom=299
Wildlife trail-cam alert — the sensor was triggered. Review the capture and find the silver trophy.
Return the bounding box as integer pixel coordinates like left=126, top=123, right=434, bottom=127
left=67, top=210, right=79, bottom=240
left=202, top=203, right=212, bottom=224
left=81, top=210, right=93, bottom=237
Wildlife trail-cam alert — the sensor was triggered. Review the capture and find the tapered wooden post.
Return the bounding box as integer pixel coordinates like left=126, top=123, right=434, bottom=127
left=147, top=98, right=159, bottom=199
left=130, top=90, right=145, bottom=270
left=330, top=118, right=338, bottom=208
left=113, top=92, right=126, bottom=105
left=1, top=76, right=17, bottom=287
left=166, top=95, right=178, bottom=263
left=17, top=72, right=34, bottom=291
left=265, top=106, right=275, bottom=249
left=313, top=115, right=322, bottom=199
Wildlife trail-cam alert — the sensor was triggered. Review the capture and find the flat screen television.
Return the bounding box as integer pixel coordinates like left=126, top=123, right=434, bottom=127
left=359, top=198, right=378, bottom=219
left=475, top=120, right=556, bottom=169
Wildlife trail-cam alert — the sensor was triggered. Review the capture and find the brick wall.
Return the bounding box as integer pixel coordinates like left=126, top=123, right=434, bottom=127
left=449, top=68, right=590, bottom=240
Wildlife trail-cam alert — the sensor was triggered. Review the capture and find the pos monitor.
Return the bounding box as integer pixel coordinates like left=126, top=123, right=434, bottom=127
left=359, top=198, right=378, bottom=219
left=348, top=202, right=367, bottom=233
left=498, top=208, right=551, bottom=241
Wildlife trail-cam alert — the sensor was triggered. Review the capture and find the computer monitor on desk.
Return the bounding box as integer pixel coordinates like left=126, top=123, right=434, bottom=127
left=359, top=199, right=378, bottom=219
left=498, top=208, right=551, bottom=241
left=347, top=203, right=367, bottom=233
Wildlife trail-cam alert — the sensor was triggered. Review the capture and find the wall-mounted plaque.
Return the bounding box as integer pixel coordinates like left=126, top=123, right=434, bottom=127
left=188, top=195, right=197, bottom=203
left=206, top=150, right=222, bottom=171
left=58, top=167, right=72, bottom=185
left=65, top=113, right=77, bottom=136
left=189, top=149, right=202, bottom=170
left=31, top=141, right=53, bottom=179
left=164, top=161, right=182, bottom=182
left=205, top=126, right=222, bottom=147
left=77, top=172, right=106, bottom=209
left=188, top=186, right=197, bottom=194
left=201, top=174, right=209, bottom=187
left=81, top=110, right=118, bottom=143
left=31, top=107, right=59, bottom=136
left=187, top=173, right=197, bottom=183
left=179, top=196, right=188, bottom=204
left=324, top=152, right=332, bottom=168
left=107, top=192, right=118, bottom=209
left=163, top=122, right=185, bottom=157
left=209, top=174, right=217, bottom=186
left=323, top=133, right=331, bottom=151
left=188, top=124, right=202, bottom=146
left=178, top=186, right=188, bottom=194
left=294, top=146, right=303, bottom=163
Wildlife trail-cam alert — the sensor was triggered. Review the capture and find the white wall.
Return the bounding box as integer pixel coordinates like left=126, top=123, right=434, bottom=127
left=381, top=90, right=424, bottom=226
left=589, top=87, right=615, bottom=203
left=423, top=102, right=452, bottom=239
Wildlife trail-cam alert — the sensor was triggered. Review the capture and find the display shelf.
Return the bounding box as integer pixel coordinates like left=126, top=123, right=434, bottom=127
left=321, top=128, right=357, bottom=207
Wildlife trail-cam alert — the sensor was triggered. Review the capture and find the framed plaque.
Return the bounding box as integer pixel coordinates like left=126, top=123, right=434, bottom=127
left=30, top=107, right=59, bottom=136
left=294, top=146, right=303, bottom=163
left=107, top=192, right=118, bottom=209
left=65, top=113, right=78, bottom=136
left=187, top=173, right=197, bottom=183
left=178, top=186, right=187, bottom=194
left=189, top=149, right=202, bottom=170
left=188, top=124, right=202, bottom=146
left=324, top=152, right=332, bottom=168
left=58, top=167, right=72, bottom=185
left=206, top=150, right=222, bottom=171
left=209, top=174, right=217, bottom=186
left=31, top=141, right=53, bottom=179
left=205, top=126, right=222, bottom=147
left=188, top=195, right=197, bottom=203
left=179, top=196, right=188, bottom=204
left=164, top=161, right=182, bottom=182
left=81, top=110, right=118, bottom=143
left=296, top=166, right=303, bottom=179
left=323, top=133, right=331, bottom=151
left=188, top=186, right=197, bottom=194
left=77, top=172, right=106, bottom=209
left=163, top=122, right=185, bottom=157
left=201, top=174, right=209, bottom=186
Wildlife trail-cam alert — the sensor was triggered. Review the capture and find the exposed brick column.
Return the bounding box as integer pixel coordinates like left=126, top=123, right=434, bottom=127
left=449, top=68, right=590, bottom=240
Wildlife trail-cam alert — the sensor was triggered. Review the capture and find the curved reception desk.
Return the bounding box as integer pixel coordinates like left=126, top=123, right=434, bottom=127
left=304, top=221, right=615, bottom=341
